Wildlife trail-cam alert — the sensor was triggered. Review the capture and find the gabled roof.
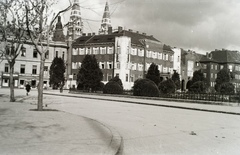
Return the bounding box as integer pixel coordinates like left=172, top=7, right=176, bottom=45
left=200, top=49, right=240, bottom=64
left=163, top=44, right=172, bottom=51
left=73, top=33, right=119, bottom=45
left=212, top=50, right=240, bottom=63
left=73, top=29, right=160, bottom=47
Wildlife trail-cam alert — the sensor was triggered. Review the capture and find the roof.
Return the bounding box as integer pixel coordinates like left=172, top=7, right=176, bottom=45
left=163, top=44, right=173, bottom=51
left=212, top=50, right=240, bottom=63
left=200, top=49, right=240, bottom=64
left=72, top=29, right=160, bottom=47
left=199, top=56, right=216, bottom=63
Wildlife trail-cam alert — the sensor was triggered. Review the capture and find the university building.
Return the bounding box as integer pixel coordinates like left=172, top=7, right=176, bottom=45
left=200, top=49, right=240, bottom=92
left=70, top=27, right=174, bottom=90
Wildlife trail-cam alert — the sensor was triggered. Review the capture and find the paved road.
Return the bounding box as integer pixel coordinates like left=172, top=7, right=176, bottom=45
left=43, top=92, right=240, bottom=155
left=2, top=88, right=240, bottom=154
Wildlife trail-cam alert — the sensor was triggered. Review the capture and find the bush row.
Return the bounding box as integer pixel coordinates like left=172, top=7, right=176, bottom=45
left=77, top=76, right=235, bottom=97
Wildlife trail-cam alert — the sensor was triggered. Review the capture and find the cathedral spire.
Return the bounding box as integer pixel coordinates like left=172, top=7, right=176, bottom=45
left=99, top=0, right=111, bottom=35
left=52, top=16, right=65, bottom=42
left=67, top=0, right=83, bottom=40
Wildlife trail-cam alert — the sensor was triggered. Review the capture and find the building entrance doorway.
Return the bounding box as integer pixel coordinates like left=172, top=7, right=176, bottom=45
left=31, top=80, right=36, bottom=88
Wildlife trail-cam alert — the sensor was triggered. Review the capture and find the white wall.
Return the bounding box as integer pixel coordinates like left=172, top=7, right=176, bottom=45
left=172, top=47, right=181, bottom=74
left=115, top=36, right=133, bottom=90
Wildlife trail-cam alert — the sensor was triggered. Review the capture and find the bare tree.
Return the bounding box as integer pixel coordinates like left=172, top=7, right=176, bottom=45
left=0, top=0, right=27, bottom=102
left=25, top=0, right=72, bottom=110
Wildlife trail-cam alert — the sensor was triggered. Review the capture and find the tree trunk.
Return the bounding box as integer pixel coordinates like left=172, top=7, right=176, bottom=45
left=9, top=63, right=15, bottom=102
left=37, top=53, right=45, bottom=111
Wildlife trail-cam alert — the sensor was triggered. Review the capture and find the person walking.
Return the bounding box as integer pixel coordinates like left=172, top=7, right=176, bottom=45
left=25, top=83, right=31, bottom=96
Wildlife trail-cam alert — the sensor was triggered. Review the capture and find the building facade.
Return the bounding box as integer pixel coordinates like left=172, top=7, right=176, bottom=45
left=200, top=49, right=240, bottom=92
left=0, top=16, right=70, bottom=88
left=181, top=49, right=203, bottom=90
left=70, top=27, right=174, bottom=90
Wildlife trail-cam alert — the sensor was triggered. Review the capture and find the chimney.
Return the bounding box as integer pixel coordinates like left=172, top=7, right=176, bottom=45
left=142, top=32, right=146, bottom=35
left=118, top=26, right=123, bottom=32
left=82, top=33, right=86, bottom=36
left=129, top=29, right=133, bottom=32
left=136, top=31, right=139, bottom=34
left=88, top=33, right=91, bottom=36
left=92, top=32, right=96, bottom=35
left=108, top=27, right=112, bottom=34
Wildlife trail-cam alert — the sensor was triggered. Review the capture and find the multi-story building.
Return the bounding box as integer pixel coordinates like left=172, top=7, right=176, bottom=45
left=181, top=49, right=203, bottom=90
left=200, top=49, right=240, bottom=92
left=0, top=16, right=69, bottom=88
left=70, top=27, right=174, bottom=90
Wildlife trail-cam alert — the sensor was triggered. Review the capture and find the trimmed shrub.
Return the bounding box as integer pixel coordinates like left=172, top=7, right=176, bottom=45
left=189, top=81, right=207, bottom=93
left=158, top=79, right=176, bottom=94
left=103, top=81, right=123, bottom=94
left=133, top=78, right=159, bottom=97
left=110, top=76, right=123, bottom=88
left=219, top=82, right=235, bottom=94
left=96, top=82, right=105, bottom=91
left=77, top=82, right=84, bottom=90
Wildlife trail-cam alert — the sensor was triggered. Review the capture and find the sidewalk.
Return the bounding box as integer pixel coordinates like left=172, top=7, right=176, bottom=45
left=44, top=90, right=240, bottom=115
left=0, top=90, right=122, bottom=155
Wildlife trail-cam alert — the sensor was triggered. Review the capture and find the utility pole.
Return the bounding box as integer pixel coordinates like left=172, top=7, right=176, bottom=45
left=112, top=43, right=115, bottom=78
left=143, top=39, right=147, bottom=78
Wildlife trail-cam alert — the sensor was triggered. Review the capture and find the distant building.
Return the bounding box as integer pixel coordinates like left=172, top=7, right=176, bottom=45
left=0, top=16, right=69, bottom=89
left=70, top=27, right=174, bottom=90
left=200, top=49, right=240, bottom=92
left=181, top=49, right=203, bottom=90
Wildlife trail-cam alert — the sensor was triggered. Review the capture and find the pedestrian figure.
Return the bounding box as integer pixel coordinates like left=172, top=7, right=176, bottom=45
left=60, top=84, right=63, bottom=93
left=25, top=83, right=31, bottom=96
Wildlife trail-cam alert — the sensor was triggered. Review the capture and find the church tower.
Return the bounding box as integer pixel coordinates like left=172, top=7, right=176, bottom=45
left=99, top=0, right=111, bottom=35
left=67, top=0, right=83, bottom=40
left=52, top=16, right=65, bottom=42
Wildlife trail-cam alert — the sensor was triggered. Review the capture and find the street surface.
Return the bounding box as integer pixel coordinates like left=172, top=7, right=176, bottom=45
left=45, top=92, right=240, bottom=155
left=1, top=88, right=240, bottom=154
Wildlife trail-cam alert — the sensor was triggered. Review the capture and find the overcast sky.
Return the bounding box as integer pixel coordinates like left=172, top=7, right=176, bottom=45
left=57, top=0, right=240, bottom=54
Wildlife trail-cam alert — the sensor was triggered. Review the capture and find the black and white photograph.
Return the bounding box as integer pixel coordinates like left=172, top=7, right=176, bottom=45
left=1, top=0, right=240, bottom=154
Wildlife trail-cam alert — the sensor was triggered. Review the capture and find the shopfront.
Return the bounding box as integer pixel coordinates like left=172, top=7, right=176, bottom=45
left=1, top=73, right=19, bottom=88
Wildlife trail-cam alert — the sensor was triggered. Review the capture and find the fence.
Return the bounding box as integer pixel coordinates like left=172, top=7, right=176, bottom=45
left=159, top=92, right=240, bottom=103
left=70, top=89, right=240, bottom=103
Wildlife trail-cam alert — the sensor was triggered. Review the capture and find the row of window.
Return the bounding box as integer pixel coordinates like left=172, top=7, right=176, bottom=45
left=210, top=73, right=218, bottom=79
left=73, top=47, right=114, bottom=55
left=100, top=73, right=142, bottom=83
left=211, top=82, right=240, bottom=88
left=20, top=48, right=64, bottom=59
left=72, top=61, right=173, bottom=73
left=235, top=74, right=240, bottom=80
left=209, top=64, right=240, bottom=72
left=208, top=72, right=240, bottom=80
left=233, top=65, right=240, bottom=72
left=73, top=47, right=173, bottom=61
left=4, top=63, right=49, bottom=75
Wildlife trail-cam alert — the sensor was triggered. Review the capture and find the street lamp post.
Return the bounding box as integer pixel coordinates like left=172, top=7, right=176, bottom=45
left=142, top=39, right=148, bottom=78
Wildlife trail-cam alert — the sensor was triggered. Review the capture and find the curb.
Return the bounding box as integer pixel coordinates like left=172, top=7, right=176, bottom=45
left=59, top=111, right=123, bottom=155
left=93, top=119, right=123, bottom=155
left=44, top=92, right=240, bottom=116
